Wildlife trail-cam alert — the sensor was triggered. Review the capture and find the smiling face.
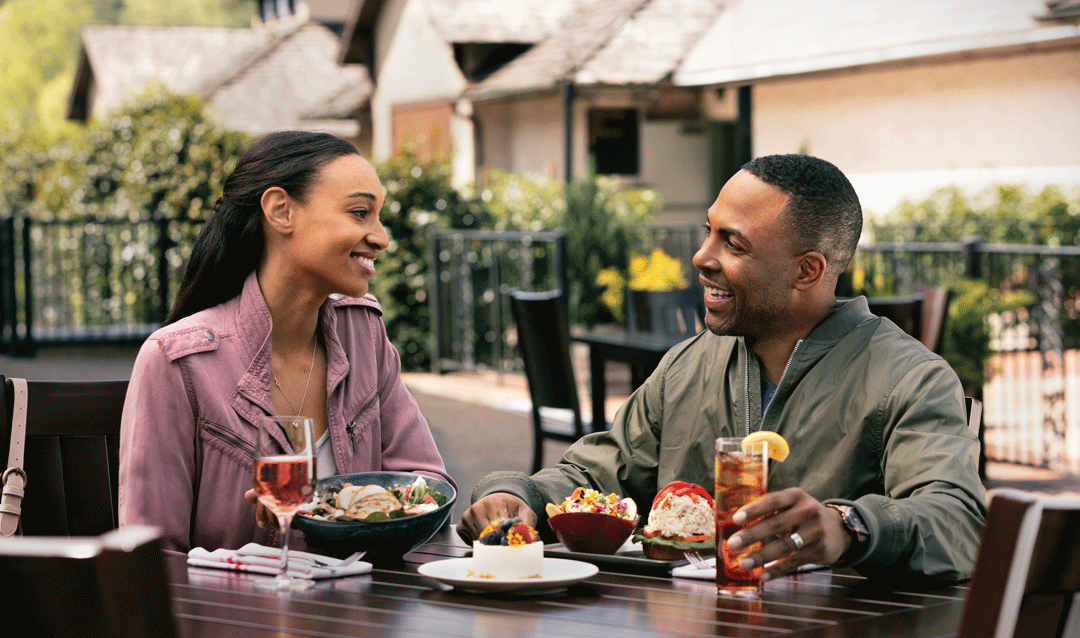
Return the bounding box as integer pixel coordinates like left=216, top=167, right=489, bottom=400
left=691, top=170, right=799, bottom=340
left=287, top=153, right=388, bottom=299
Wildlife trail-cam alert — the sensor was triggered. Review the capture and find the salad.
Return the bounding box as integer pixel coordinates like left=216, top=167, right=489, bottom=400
left=300, top=476, right=448, bottom=523
left=545, top=486, right=638, bottom=522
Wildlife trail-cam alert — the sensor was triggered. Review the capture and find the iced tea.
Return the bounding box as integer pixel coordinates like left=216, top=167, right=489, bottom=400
left=714, top=437, right=768, bottom=596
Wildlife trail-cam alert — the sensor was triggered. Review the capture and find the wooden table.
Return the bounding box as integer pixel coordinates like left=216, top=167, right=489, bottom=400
left=572, top=330, right=688, bottom=425
left=166, top=527, right=970, bottom=637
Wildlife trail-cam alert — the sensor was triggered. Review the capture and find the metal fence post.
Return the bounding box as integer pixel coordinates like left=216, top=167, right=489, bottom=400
left=962, top=236, right=983, bottom=279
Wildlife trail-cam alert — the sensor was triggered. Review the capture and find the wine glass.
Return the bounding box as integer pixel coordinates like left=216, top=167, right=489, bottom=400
left=253, top=415, right=317, bottom=592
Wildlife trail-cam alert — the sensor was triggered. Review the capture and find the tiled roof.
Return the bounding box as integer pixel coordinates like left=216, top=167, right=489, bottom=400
left=74, top=25, right=273, bottom=118
left=675, top=0, right=1080, bottom=87
left=201, top=22, right=371, bottom=136
left=69, top=22, right=370, bottom=137
left=465, top=0, right=724, bottom=100
left=425, top=0, right=583, bottom=43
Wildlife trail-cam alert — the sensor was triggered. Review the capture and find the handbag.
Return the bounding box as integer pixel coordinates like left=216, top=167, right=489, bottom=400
left=1, top=378, right=29, bottom=536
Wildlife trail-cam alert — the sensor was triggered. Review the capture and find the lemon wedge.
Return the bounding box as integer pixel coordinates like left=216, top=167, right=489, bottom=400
left=741, top=431, right=790, bottom=462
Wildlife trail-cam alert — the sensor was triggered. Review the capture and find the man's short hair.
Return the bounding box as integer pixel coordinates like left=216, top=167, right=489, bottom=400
left=742, top=154, right=862, bottom=278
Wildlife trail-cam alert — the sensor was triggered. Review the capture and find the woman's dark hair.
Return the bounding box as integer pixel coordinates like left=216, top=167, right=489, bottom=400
left=165, top=130, right=360, bottom=325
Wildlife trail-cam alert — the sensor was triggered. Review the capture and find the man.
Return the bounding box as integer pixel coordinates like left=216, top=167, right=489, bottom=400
left=459, top=155, right=986, bottom=582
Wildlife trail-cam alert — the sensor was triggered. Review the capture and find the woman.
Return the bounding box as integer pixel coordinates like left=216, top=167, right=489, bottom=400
left=119, top=131, right=454, bottom=553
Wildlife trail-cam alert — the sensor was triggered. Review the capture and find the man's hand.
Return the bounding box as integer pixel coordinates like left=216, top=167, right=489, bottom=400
left=724, top=487, right=852, bottom=581
left=456, top=494, right=536, bottom=544
left=245, top=488, right=272, bottom=528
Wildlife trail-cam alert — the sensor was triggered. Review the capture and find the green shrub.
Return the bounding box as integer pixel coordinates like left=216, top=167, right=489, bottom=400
left=476, top=171, right=660, bottom=325
left=373, top=146, right=492, bottom=371
left=863, top=183, right=1078, bottom=392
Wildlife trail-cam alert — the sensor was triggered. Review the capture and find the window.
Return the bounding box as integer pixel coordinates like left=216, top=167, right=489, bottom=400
left=588, top=108, right=639, bottom=175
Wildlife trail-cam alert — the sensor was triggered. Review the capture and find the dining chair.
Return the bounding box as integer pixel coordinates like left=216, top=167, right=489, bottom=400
left=624, top=286, right=704, bottom=337
left=865, top=287, right=951, bottom=355
left=0, top=376, right=129, bottom=536
left=0, top=524, right=177, bottom=637
left=508, top=289, right=599, bottom=473
left=866, top=293, right=924, bottom=345
left=918, top=285, right=952, bottom=355
left=956, top=488, right=1080, bottom=638
left=966, top=396, right=986, bottom=481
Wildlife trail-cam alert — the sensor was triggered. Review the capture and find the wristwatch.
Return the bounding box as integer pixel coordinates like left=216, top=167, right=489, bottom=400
left=826, top=504, right=869, bottom=563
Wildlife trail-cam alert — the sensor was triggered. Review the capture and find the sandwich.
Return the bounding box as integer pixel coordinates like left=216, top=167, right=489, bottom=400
left=634, top=481, right=715, bottom=560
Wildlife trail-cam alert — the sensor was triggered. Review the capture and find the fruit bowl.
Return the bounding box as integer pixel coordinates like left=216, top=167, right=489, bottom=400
left=293, top=471, right=456, bottom=561
left=546, top=511, right=638, bottom=555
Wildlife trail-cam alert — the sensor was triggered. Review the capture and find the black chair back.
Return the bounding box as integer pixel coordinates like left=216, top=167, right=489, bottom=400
left=625, top=286, right=704, bottom=337
left=508, top=289, right=588, bottom=473
left=958, top=488, right=1080, bottom=638
left=866, top=294, right=923, bottom=343
left=0, top=376, right=129, bottom=536
left=0, top=525, right=178, bottom=637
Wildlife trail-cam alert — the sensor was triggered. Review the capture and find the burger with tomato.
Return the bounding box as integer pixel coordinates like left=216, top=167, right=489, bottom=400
left=634, top=481, right=715, bottom=561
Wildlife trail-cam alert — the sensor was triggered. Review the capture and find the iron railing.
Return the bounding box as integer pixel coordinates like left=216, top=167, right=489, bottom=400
left=855, top=238, right=1080, bottom=473
left=0, top=213, right=200, bottom=355
left=2, top=209, right=1078, bottom=473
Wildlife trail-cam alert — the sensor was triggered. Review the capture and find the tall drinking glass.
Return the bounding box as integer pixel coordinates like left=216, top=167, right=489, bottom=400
left=714, top=437, right=768, bottom=596
left=253, top=415, right=317, bottom=592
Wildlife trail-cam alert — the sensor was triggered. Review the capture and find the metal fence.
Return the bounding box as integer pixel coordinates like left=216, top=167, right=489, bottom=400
left=0, top=213, right=199, bottom=355
left=3, top=209, right=1078, bottom=472
left=426, top=223, right=707, bottom=376
left=854, top=239, right=1080, bottom=473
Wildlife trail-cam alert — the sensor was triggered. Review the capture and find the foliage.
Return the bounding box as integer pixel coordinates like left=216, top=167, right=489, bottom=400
left=1, top=87, right=248, bottom=328
left=373, top=146, right=493, bottom=371
left=870, top=183, right=1080, bottom=245
left=31, top=86, right=249, bottom=223
left=476, top=171, right=661, bottom=325
left=0, top=0, right=253, bottom=132
left=941, top=280, right=1034, bottom=392
left=864, top=183, right=1079, bottom=391
left=597, top=248, right=688, bottom=322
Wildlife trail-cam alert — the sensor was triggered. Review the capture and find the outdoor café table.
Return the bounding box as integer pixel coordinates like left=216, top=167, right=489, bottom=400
left=572, top=329, right=688, bottom=425
left=166, top=526, right=971, bottom=637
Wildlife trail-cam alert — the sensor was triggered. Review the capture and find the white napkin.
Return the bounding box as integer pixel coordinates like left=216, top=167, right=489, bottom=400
left=671, top=556, right=827, bottom=580
left=187, top=543, right=372, bottom=580
left=671, top=556, right=717, bottom=580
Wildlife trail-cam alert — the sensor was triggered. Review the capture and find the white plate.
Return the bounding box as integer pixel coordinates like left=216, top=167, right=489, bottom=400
left=418, top=557, right=598, bottom=595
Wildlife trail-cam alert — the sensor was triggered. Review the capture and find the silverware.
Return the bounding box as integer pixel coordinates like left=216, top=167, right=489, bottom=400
left=683, top=551, right=713, bottom=570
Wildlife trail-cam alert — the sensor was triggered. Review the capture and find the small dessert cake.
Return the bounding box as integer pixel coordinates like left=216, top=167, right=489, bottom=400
left=471, top=517, right=544, bottom=579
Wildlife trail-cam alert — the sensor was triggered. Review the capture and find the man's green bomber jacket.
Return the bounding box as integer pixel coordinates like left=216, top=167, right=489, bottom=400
left=472, top=296, right=987, bottom=582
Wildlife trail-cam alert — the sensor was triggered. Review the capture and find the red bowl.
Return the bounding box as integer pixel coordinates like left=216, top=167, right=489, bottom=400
left=547, top=511, right=638, bottom=555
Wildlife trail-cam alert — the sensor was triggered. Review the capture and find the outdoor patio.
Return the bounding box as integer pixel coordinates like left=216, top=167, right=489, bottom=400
left=2, top=344, right=1078, bottom=522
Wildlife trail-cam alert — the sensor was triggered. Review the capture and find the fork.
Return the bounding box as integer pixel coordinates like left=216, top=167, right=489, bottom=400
left=683, top=551, right=713, bottom=570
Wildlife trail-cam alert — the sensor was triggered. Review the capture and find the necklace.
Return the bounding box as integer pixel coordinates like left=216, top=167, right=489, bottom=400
left=272, top=336, right=319, bottom=427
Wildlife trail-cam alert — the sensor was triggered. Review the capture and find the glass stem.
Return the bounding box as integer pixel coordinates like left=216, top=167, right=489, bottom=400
left=278, top=514, right=292, bottom=586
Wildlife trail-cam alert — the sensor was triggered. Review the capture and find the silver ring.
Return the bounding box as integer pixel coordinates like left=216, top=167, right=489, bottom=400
left=789, top=531, right=805, bottom=551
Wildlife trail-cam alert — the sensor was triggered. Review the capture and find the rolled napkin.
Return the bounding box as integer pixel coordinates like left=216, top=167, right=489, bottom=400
left=188, top=543, right=372, bottom=580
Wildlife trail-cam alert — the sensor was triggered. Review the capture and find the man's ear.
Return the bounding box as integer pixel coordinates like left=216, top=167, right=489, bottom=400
left=793, top=251, right=827, bottom=291
left=260, top=187, right=292, bottom=235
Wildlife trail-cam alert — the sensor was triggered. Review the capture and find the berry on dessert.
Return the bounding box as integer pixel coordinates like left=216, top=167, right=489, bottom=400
left=471, top=517, right=544, bottom=579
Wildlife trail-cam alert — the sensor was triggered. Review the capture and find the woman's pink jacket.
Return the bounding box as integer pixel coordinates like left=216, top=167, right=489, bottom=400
left=119, top=272, right=454, bottom=553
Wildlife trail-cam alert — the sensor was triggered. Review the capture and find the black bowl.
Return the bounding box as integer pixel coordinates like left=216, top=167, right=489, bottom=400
left=294, top=471, right=456, bottom=560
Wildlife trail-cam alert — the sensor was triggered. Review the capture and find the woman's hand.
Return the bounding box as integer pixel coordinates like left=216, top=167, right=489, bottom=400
left=456, top=493, right=536, bottom=544
left=245, top=488, right=272, bottom=528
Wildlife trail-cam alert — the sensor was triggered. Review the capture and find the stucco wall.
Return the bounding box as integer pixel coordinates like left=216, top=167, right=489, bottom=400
left=371, top=0, right=467, bottom=162
left=754, top=48, right=1080, bottom=215
left=476, top=95, right=563, bottom=179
